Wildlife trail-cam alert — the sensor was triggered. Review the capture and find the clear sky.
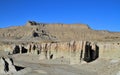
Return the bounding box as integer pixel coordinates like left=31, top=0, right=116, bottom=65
left=0, top=0, right=120, bottom=32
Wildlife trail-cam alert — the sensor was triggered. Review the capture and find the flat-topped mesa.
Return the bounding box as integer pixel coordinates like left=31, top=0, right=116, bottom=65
left=25, top=21, right=45, bottom=26
left=25, top=21, right=90, bottom=29
left=46, top=23, right=91, bottom=29
left=69, top=24, right=90, bottom=29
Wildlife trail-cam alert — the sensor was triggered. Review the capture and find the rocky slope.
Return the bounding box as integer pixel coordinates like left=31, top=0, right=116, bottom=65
left=0, top=21, right=120, bottom=44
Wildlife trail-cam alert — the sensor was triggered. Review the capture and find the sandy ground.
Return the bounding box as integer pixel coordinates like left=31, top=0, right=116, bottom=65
left=1, top=51, right=120, bottom=75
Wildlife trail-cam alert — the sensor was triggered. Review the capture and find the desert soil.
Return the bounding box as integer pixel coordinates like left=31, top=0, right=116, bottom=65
left=0, top=50, right=119, bottom=75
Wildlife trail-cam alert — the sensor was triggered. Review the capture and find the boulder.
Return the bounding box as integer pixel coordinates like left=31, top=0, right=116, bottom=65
left=5, top=58, right=16, bottom=73
left=0, top=57, right=17, bottom=74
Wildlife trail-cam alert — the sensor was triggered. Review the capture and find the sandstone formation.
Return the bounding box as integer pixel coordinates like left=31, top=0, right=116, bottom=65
left=11, top=41, right=99, bottom=64
left=0, top=21, right=120, bottom=75
left=0, top=21, right=120, bottom=65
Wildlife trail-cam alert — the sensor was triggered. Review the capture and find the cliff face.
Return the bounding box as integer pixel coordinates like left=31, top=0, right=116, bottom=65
left=98, top=42, right=120, bottom=59
left=10, top=41, right=98, bottom=64
left=7, top=41, right=119, bottom=64
left=1, top=41, right=119, bottom=64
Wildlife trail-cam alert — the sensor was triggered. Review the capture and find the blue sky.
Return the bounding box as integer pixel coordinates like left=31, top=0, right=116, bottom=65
left=0, top=0, right=120, bottom=32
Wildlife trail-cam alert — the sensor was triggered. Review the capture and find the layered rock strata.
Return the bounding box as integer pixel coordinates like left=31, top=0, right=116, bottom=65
left=12, top=41, right=99, bottom=64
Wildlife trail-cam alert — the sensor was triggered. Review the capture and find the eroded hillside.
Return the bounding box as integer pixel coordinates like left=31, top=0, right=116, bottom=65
left=0, top=21, right=120, bottom=75
left=0, top=21, right=120, bottom=44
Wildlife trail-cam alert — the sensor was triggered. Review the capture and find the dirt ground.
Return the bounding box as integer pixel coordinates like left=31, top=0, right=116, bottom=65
left=1, top=53, right=117, bottom=75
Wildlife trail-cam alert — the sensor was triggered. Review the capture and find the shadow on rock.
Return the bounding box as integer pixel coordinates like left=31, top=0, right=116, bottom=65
left=15, top=65, right=25, bottom=71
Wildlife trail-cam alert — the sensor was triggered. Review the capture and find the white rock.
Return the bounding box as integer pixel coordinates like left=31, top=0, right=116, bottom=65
left=5, top=58, right=17, bottom=73
left=0, top=58, right=5, bottom=74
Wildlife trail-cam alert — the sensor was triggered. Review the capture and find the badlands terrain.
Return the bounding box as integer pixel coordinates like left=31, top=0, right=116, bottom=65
left=0, top=21, right=120, bottom=75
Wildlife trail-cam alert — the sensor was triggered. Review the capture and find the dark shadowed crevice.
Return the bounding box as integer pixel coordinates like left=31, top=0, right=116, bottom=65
left=83, top=42, right=99, bottom=63
left=2, top=57, right=9, bottom=72
left=21, top=47, right=28, bottom=53
left=37, top=50, right=40, bottom=54
left=33, top=32, right=39, bottom=37
left=90, top=45, right=99, bottom=61
left=13, top=45, right=20, bottom=54
left=50, top=54, right=53, bottom=59
left=83, top=42, right=91, bottom=62
left=33, top=45, right=36, bottom=50
left=14, top=65, right=25, bottom=71
left=80, top=49, right=83, bottom=62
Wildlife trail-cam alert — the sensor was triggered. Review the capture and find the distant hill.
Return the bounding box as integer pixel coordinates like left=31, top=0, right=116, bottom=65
left=0, top=21, right=120, bottom=44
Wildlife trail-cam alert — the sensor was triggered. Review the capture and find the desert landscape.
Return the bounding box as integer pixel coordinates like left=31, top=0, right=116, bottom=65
left=0, top=21, right=120, bottom=75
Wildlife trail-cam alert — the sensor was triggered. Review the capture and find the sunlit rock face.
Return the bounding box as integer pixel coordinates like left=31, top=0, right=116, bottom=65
left=11, top=41, right=99, bottom=64
left=0, top=57, right=16, bottom=74
left=0, top=21, right=119, bottom=65
left=0, top=57, right=25, bottom=74
left=1, top=40, right=119, bottom=64
left=97, top=42, right=120, bottom=59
